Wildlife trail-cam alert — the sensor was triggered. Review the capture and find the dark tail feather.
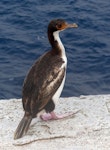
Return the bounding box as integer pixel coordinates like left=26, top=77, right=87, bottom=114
left=14, top=115, right=32, bottom=140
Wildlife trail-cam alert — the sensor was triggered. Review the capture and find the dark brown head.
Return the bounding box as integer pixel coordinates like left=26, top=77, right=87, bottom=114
left=48, top=19, right=78, bottom=52
left=48, top=19, right=78, bottom=33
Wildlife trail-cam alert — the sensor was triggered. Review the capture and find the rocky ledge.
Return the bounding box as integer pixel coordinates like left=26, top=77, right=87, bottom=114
left=0, top=95, right=110, bottom=150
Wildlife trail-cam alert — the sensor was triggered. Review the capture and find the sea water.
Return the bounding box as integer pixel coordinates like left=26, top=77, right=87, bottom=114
left=0, top=0, right=110, bottom=99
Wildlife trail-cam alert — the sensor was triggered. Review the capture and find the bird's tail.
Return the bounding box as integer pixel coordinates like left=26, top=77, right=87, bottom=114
left=14, top=114, right=32, bottom=140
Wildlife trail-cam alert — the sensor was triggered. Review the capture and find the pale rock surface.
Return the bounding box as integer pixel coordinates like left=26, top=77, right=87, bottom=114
left=0, top=95, right=110, bottom=150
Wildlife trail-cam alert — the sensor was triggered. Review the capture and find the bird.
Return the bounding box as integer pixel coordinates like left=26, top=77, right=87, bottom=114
left=14, top=19, right=78, bottom=140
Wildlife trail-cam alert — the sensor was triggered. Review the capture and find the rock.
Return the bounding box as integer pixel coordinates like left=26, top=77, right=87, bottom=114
left=0, top=95, right=110, bottom=150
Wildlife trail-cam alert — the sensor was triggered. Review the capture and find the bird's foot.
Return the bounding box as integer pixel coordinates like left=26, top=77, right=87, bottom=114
left=40, top=111, right=74, bottom=121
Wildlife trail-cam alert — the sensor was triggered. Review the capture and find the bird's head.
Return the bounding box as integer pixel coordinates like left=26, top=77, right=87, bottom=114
left=48, top=19, right=78, bottom=32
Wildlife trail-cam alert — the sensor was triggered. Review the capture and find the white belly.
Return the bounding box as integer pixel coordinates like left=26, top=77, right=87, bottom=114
left=52, top=71, right=66, bottom=105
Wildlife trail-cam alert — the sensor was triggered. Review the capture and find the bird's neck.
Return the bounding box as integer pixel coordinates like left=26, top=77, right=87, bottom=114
left=48, top=30, right=66, bottom=57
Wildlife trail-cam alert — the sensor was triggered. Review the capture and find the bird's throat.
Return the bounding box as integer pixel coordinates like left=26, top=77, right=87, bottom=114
left=51, top=31, right=66, bottom=57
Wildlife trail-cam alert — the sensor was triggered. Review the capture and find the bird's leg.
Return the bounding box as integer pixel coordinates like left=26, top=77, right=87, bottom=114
left=40, top=111, right=74, bottom=121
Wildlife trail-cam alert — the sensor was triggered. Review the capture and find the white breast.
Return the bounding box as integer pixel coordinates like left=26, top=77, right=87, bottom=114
left=52, top=72, right=66, bottom=104
left=52, top=30, right=67, bottom=104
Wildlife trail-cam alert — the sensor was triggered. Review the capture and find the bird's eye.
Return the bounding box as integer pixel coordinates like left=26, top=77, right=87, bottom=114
left=56, top=24, right=62, bottom=29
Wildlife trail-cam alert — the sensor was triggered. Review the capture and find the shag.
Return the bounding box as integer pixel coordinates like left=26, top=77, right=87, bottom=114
left=14, top=19, right=78, bottom=139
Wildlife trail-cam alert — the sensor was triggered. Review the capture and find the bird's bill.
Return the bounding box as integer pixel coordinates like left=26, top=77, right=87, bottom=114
left=66, top=23, right=78, bottom=28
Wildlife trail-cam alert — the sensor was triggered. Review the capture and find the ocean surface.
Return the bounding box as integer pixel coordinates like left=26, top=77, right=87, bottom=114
left=0, top=0, right=110, bottom=99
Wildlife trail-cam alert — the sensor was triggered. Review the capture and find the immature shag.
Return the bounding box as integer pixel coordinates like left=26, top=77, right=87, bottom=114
left=14, top=19, right=78, bottom=139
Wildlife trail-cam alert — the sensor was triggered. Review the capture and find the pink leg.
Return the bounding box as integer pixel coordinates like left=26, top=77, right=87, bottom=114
left=40, top=111, right=74, bottom=121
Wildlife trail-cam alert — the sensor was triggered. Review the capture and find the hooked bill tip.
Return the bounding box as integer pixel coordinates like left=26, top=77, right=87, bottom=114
left=68, top=23, right=78, bottom=28
left=73, top=23, right=78, bottom=28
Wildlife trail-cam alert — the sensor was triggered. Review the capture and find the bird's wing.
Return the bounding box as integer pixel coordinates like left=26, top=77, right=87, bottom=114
left=37, top=66, right=65, bottom=111
left=22, top=52, right=65, bottom=116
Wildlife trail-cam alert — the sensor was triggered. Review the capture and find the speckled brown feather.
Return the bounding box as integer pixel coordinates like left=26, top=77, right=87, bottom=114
left=22, top=51, right=65, bottom=117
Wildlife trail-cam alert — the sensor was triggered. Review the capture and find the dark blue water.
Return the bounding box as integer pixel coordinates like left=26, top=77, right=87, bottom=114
left=0, top=0, right=110, bottom=99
